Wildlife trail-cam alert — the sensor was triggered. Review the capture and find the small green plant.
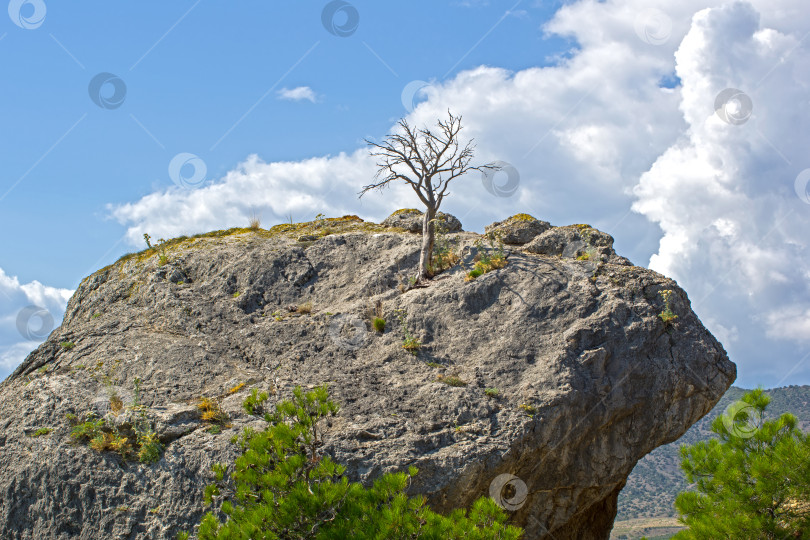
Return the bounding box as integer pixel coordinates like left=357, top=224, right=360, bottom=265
left=132, top=378, right=163, bottom=463
left=312, top=212, right=334, bottom=236
left=395, top=309, right=421, bottom=354
left=402, top=336, right=421, bottom=353
left=60, top=341, right=75, bottom=349
left=73, top=415, right=132, bottom=454
left=372, top=317, right=385, bottom=333
left=242, top=388, right=270, bottom=416
left=92, top=313, right=101, bottom=318
left=198, top=397, right=229, bottom=425
left=437, top=374, right=467, bottom=387
left=137, top=431, right=162, bottom=463
left=658, top=289, right=678, bottom=325
left=144, top=233, right=169, bottom=265
left=485, top=388, right=500, bottom=398
left=368, top=298, right=385, bottom=332
left=429, top=219, right=460, bottom=275
left=31, top=427, right=53, bottom=437
left=426, top=362, right=442, bottom=368
left=68, top=378, right=163, bottom=464
left=68, top=413, right=105, bottom=441
left=466, top=233, right=507, bottom=281
left=232, top=291, right=241, bottom=298
left=206, top=425, right=222, bottom=435
left=519, top=403, right=537, bottom=417
left=577, top=245, right=600, bottom=261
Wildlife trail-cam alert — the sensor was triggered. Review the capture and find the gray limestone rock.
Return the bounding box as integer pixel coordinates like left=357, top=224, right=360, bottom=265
left=484, top=214, right=551, bottom=245
left=0, top=220, right=734, bottom=539
left=381, top=209, right=463, bottom=233
left=524, top=224, right=633, bottom=266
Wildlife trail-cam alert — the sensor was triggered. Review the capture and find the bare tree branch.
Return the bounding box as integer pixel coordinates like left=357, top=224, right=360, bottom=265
left=360, top=111, right=484, bottom=282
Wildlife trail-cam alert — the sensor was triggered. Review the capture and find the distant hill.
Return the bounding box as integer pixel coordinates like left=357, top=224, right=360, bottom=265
left=613, top=384, right=810, bottom=536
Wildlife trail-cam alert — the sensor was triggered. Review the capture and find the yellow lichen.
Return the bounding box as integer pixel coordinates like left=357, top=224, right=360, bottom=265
left=509, top=213, right=537, bottom=222
left=390, top=208, right=421, bottom=216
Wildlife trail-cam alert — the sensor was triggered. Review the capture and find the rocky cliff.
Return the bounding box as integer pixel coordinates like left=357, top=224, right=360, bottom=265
left=0, top=213, right=735, bottom=539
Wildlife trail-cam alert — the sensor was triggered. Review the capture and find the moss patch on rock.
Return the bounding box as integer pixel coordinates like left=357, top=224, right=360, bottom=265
left=508, top=213, right=538, bottom=222
left=390, top=208, right=421, bottom=217
left=103, top=216, right=393, bottom=278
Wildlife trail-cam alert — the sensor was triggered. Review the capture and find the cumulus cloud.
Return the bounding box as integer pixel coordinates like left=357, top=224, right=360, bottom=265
left=767, top=307, right=810, bottom=342
left=277, top=86, right=317, bottom=102
left=110, top=150, right=404, bottom=244
left=108, top=0, right=810, bottom=386
left=631, top=1, right=810, bottom=375
left=0, top=267, right=73, bottom=381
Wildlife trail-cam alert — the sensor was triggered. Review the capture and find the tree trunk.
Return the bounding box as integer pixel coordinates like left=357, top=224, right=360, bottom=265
left=417, top=206, right=436, bottom=282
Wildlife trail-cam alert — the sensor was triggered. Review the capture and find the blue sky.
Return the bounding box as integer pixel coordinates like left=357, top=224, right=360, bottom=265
left=1, top=0, right=567, bottom=287
left=2, top=0, right=810, bottom=387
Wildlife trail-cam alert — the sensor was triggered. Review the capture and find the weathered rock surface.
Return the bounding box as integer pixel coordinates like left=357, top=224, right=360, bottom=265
left=484, top=214, right=551, bottom=245
left=524, top=223, right=633, bottom=266
left=0, top=217, right=735, bottom=539
left=381, top=208, right=463, bottom=233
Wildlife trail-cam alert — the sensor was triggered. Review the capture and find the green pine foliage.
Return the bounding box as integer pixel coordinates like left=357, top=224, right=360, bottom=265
left=241, top=388, right=270, bottom=416
left=674, top=388, right=810, bottom=539
left=189, top=385, right=523, bottom=539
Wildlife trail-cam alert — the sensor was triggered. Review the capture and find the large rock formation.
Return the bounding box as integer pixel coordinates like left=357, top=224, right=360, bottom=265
left=0, top=215, right=735, bottom=539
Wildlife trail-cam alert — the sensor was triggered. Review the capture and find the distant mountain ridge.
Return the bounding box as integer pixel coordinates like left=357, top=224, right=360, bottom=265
left=617, top=384, right=810, bottom=522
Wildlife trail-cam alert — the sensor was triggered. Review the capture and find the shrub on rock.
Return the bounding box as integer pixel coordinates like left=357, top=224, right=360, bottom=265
left=192, top=385, right=523, bottom=539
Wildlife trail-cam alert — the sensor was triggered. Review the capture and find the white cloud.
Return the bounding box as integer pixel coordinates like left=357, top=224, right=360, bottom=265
left=454, top=0, right=490, bottom=7
left=630, top=1, right=810, bottom=375
left=766, top=307, right=810, bottom=342
left=109, top=150, right=405, bottom=244
left=108, top=0, right=810, bottom=387
left=0, top=267, right=72, bottom=381
left=277, top=86, right=317, bottom=103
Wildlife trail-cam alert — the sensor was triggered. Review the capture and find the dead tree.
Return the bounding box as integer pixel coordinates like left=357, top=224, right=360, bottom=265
left=360, top=111, right=490, bottom=283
